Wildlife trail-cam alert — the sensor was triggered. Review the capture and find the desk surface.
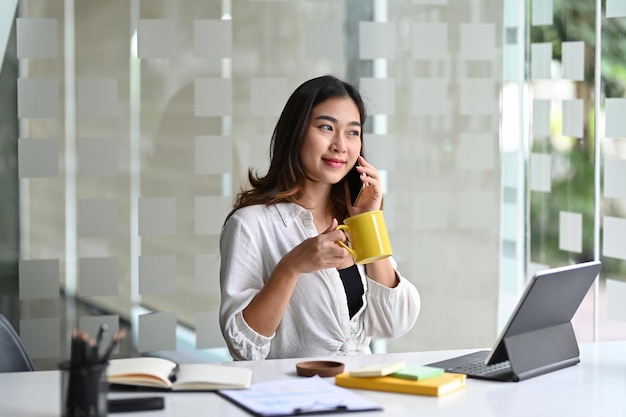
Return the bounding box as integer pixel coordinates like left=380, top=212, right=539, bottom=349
left=1, top=342, right=625, bottom=417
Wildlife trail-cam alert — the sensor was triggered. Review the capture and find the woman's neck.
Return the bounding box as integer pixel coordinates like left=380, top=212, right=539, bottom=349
left=296, top=187, right=334, bottom=233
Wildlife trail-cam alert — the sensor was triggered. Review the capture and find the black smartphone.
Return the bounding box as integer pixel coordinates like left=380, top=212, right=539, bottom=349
left=346, top=163, right=364, bottom=206
left=108, top=397, right=165, bottom=413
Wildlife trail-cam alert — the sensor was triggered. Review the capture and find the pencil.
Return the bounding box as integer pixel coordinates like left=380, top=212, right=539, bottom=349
left=70, top=329, right=80, bottom=366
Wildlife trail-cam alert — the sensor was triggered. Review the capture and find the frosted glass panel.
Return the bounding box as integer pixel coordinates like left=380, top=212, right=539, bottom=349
left=562, top=99, right=583, bottom=138
left=359, top=22, right=396, bottom=59
left=530, top=153, right=551, bottom=192
left=193, top=19, right=231, bottom=59
left=604, top=158, right=626, bottom=199
left=532, top=99, right=551, bottom=137
left=603, top=216, right=626, bottom=260
left=460, top=23, right=495, bottom=60
left=138, top=312, right=177, bottom=353
left=18, top=78, right=58, bottom=118
left=607, top=0, right=626, bottom=18
left=16, top=18, right=57, bottom=59
left=18, top=138, right=59, bottom=178
left=78, top=199, right=118, bottom=238
left=531, top=43, right=552, bottom=79
left=19, top=259, right=59, bottom=300
left=605, top=99, right=626, bottom=138
left=559, top=211, right=582, bottom=253
left=79, top=257, right=119, bottom=297
left=562, top=42, right=584, bottom=81
left=137, top=19, right=175, bottom=58
left=531, top=0, right=553, bottom=26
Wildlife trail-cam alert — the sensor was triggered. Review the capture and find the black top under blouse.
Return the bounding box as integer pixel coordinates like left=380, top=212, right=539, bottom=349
left=337, top=264, right=364, bottom=318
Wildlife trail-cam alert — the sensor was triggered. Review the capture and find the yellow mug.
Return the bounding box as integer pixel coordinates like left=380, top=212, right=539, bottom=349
left=335, top=210, right=393, bottom=265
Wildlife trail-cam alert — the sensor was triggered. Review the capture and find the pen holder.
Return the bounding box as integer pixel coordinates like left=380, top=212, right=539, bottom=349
left=59, top=360, right=109, bottom=417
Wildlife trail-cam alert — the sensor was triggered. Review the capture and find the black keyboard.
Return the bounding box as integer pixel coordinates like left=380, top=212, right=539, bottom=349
left=450, top=359, right=512, bottom=377
left=427, top=350, right=515, bottom=381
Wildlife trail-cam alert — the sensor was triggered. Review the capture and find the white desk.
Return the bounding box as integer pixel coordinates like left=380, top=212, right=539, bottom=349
left=1, top=342, right=625, bottom=416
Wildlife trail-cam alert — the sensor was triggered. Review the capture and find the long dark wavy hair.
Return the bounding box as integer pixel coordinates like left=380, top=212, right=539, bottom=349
left=225, top=75, right=367, bottom=223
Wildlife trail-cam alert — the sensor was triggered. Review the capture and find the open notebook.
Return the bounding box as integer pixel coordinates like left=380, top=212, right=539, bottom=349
left=107, top=357, right=252, bottom=391
left=427, top=261, right=602, bottom=382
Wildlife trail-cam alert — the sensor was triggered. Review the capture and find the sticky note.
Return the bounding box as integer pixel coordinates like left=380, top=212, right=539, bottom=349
left=391, top=365, right=445, bottom=381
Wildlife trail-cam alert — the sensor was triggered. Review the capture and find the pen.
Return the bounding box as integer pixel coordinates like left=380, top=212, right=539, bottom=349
left=167, top=364, right=180, bottom=383
left=95, top=323, right=108, bottom=355
left=293, top=405, right=347, bottom=414
left=101, top=329, right=126, bottom=363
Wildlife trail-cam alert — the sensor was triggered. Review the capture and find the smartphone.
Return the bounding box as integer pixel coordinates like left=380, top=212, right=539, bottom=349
left=107, top=397, right=165, bottom=413
left=346, top=163, right=364, bottom=206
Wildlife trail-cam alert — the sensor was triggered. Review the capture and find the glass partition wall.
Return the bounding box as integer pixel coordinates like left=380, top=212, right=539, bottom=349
left=527, top=0, right=626, bottom=341
left=1, top=0, right=624, bottom=370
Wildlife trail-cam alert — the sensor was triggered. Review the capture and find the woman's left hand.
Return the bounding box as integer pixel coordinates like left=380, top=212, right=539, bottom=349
left=345, top=156, right=383, bottom=215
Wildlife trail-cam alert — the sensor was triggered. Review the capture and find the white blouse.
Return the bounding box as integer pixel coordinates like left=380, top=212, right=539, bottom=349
left=219, top=202, right=421, bottom=361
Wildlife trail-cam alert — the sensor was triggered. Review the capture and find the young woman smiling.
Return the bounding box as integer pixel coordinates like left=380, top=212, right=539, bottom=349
left=219, top=75, right=420, bottom=361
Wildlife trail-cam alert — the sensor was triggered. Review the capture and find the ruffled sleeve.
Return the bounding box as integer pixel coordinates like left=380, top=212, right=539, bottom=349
left=361, top=260, right=421, bottom=339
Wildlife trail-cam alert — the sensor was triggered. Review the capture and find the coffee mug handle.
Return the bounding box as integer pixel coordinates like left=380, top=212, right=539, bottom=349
left=335, top=225, right=357, bottom=259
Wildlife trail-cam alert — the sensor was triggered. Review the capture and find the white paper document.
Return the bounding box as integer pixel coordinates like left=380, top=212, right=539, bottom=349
left=219, top=375, right=382, bottom=416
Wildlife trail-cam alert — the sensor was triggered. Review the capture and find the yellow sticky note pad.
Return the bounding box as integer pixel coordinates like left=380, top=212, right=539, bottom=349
left=349, top=362, right=406, bottom=377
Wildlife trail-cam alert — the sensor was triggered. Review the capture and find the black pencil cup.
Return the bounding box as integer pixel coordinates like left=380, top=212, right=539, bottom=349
left=59, top=360, right=109, bottom=417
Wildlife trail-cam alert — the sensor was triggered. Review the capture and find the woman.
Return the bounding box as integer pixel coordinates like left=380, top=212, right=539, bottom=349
left=219, top=75, right=420, bottom=360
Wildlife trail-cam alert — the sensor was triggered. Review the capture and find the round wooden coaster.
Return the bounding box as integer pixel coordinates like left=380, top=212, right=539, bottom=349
left=295, top=360, right=345, bottom=377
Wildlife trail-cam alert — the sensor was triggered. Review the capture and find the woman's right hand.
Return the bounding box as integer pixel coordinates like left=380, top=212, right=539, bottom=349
left=283, top=218, right=349, bottom=274
left=242, top=218, right=348, bottom=337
